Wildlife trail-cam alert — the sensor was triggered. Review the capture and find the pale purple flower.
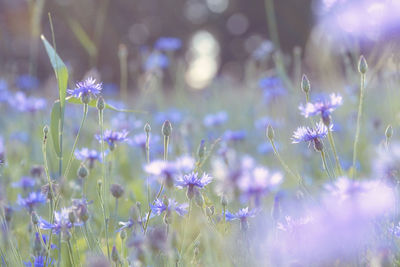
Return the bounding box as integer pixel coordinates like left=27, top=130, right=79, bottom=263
left=9, top=92, right=46, bottom=113
left=372, top=142, right=400, bottom=185
left=223, top=130, right=246, bottom=142
left=151, top=198, right=188, bottom=217
left=299, top=93, right=342, bottom=122
left=95, top=129, right=129, bottom=150
left=75, top=148, right=105, bottom=168
left=12, top=177, right=36, bottom=190
left=175, top=172, right=213, bottom=190
left=291, top=122, right=331, bottom=148
left=203, top=111, right=228, bottom=127
left=155, top=37, right=182, bottom=51
left=67, top=77, right=102, bottom=99
left=39, top=208, right=82, bottom=235
left=225, top=207, right=258, bottom=230
left=16, top=74, right=39, bottom=91
left=17, top=192, right=46, bottom=212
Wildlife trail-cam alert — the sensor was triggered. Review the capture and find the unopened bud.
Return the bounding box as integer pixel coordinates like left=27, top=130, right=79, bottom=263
left=358, top=55, right=368, bottom=74
left=110, top=184, right=124, bottom=199
left=162, top=120, right=172, bottom=137
left=31, top=211, right=39, bottom=225
left=78, top=164, right=89, bottom=179
left=120, top=229, right=127, bottom=240
left=96, top=96, right=105, bottom=111
left=111, top=245, right=119, bottom=263
left=221, top=195, right=228, bottom=207
left=386, top=125, right=393, bottom=140
left=266, top=125, right=274, bottom=140
left=301, top=74, right=310, bottom=94
left=144, top=123, right=151, bottom=134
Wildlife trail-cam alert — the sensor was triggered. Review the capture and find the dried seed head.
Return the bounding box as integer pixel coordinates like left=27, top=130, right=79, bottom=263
left=110, top=184, right=124, bottom=199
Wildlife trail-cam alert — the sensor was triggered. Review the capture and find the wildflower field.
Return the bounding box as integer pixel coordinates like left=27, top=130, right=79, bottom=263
left=1, top=0, right=400, bottom=266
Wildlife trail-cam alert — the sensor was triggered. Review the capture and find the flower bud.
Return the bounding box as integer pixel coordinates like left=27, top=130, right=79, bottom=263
left=96, top=96, right=105, bottom=111
left=4, top=205, right=13, bottom=223
left=111, top=245, right=119, bottom=263
left=162, top=120, right=172, bottom=137
left=120, top=229, right=127, bottom=240
left=68, top=210, right=76, bottom=224
left=385, top=125, right=393, bottom=140
left=43, top=125, right=49, bottom=137
left=110, top=184, right=124, bottom=199
left=358, top=55, right=368, bottom=74
left=78, top=164, right=89, bottom=179
left=266, top=125, right=274, bottom=140
left=31, top=211, right=39, bottom=225
left=221, top=195, right=228, bottom=207
left=144, top=123, right=151, bottom=134
left=301, top=74, right=310, bottom=94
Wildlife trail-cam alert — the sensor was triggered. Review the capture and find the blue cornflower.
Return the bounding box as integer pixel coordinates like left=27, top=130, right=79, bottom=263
left=39, top=208, right=82, bottom=235
left=203, top=111, right=228, bottom=127
left=155, top=37, right=182, bottom=51
left=16, top=74, right=39, bottom=91
left=12, top=176, right=36, bottom=190
left=299, top=93, right=342, bottom=125
left=95, top=129, right=129, bottom=151
left=292, top=122, right=331, bottom=151
left=259, top=76, right=287, bottom=102
left=151, top=198, right=188, bottom=217
left=75, top=148, right=105, bottom=168
left=0, top=79, right=10, bottom=103
left=9, top=92, right=46, bottom=113
left=175, top=172, right=213, bottom=199
left=17, top=192, right=46, bottom=212
left=144, top=52, right=169, bottom=71
left=225, top=207, right=258, bottom=231
left=67, top=77, right=102, bottom=102
left=223, top=130, right=246, bottom=142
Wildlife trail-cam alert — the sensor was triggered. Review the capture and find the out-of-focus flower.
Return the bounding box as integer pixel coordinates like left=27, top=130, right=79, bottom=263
left=226, top=207, right=258, bottom=231
left=12, top=177, right=36, bottom=190
left=238, top=167, right=283, bottom=206
left=151, top=198, right=188, bottom=217
left=315, top=0, right=400, bottom=42
left=155, top=109, right=183, bottom=125
left=9, top=92, right=46, bottom=113
left=17, top=192, right=46, bottom=212
left=176, top=172, right=213, bottom=199
left=155, top=37, right=182, bottom=51
left=75, top=148, right=105, bottom=168
left=16, top=74, right=39, bottom=91
left=67, top=77, right=102, bottom=101
left=144, top=52, right=169, bottom=71
left=95, top=130, right=129, bottom=151
left=39, top=208, right=82, bottom=234
left=372, top=142, right=400, bottom=185
left=299, top=93, right=342, bottom=124
left=223, top=130, right=246, bottom=142
left=259, top=77, right=287, bottom=102
left=203, top=111, right=228, bottom=127
left=252, top=40, right=274, bottom=60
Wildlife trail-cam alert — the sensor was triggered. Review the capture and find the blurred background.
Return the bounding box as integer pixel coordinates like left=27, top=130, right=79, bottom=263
left=1, top=0, right=400, bottom=92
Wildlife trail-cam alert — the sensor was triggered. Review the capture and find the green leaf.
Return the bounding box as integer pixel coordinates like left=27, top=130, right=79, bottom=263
left=66, top=96, right=147, bottom=113
left=50, top=101, right=61, bottom=157
left=41, top=35, right=69, bottom=109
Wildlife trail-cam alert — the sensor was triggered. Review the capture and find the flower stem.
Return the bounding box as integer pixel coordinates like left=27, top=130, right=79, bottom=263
left=179, top=200, right=192, bottom=263
left=327, top=127, right=343, bottom=176
left=352, top=72, right=366, bottom=178
left=67, top=239, right=76, bottom=266
left=320, top=150, right=332, bottom=181
left=64, top=104, right=88, bottom=179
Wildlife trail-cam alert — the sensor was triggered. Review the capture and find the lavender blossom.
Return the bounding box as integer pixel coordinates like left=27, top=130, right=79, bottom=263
left=299, top=93, right=342, bottom=125
left=150, top=198, right=188, bottom=217
left=175, top=172, right=213, bottom=199
left=95, top=129, right=129, bottom=151
left=292, top=122, right=331, bottom=151
left=17, top=192, right=46, bottom=212
left=67, top=77, right=102, bottom=102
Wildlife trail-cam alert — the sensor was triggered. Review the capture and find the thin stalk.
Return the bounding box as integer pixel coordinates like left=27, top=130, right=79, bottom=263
left=352, top=72, right=366, bottom=178
left=327, top=128, right=343, bottom=176
left=179, top=200, right=192, bottom=263
left=64, top=104, right=88, bottom=179
left=264, top=0, right=280, bottom=49
left=320, top=150, right=332, bottom=181
left=57, top=234, right=61, bottom=267
left=67, top=239, right=76, bottom=266
left=143, top=134, right=169, bottom=234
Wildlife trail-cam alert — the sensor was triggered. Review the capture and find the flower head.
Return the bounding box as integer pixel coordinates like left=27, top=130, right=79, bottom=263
left=150, top=198, right=188, bottom=217
left=75, top=148, right=105, bottom=168
left=95, top=130, right=129, bottom=151
left=67, top=77, right=102, bottom=101
left=176, top=172, right=213, bottom=199
left=12, top=176, right=36, bottom=190
left=9, top=92, right=46, bottom=113
left=17, top=192, right=46, bottom=212
left=39, top=208, right=82, bottom=234
left=299, top=93, right=342, bottom=124
left=292, top=122, right=331, bottom=151
left=154, top=37, right=182, bottom=51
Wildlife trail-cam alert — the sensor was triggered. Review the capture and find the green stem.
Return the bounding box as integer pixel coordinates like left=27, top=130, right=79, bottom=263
left=179, top=200, right=192, bottom=263
left=320, top=150, right=332, bottom=181
left=67, top=239, right=76, bottom=266
left=327, top=128, right=343, bottom=176
left=264, top=0, right=280, bottom=49
left=352, top=73, right=366, bottom=178
left=64, top=104, right=88, bottom=178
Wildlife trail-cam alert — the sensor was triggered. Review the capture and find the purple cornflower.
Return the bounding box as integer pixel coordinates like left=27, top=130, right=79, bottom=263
left=16, top=74, right=39, bottom=91
left=151, top=198, right=188, bottom=217
left=154, top=37, right=182, bottom=51
left=39, top=208, right=82, bottom=235
left=203, top=111, right=228, bottom=127
left=17, top=192, right=46, bottom=212
left=292, top=122, right=331, bottom=151
left=299, top=93, right=342, bottom=125
left=144, top=52, right=169, bottom=71
left=175, top=172, right=213, bottom=199
left=75, top=148, right=105, bottom=168
left=259, top=76, right=287, bottom=102
left=225, top=207, right=258, bottom=231
left=67, top=77, right=102, bottom=102
left=9, top=92, right=46, bottom=113
left=24, top=255, right=54, bottom=267
left=238, top=167, right=283, bottom=206
left=95, top=129, right=129, bottom=151
left=12, top=176, right=36, bottom=190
